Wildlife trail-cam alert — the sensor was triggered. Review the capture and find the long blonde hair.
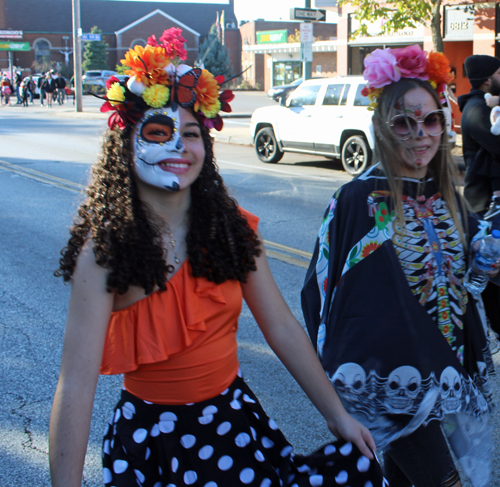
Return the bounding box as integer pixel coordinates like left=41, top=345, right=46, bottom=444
left=371, top=78, right=467, bottom=246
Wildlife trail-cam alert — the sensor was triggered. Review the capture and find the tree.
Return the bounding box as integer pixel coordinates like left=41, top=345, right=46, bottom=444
left=339, top=0, right=443, bottom=52
left=82, top=26, right=109, bottom=72
left=288, top=29, right=301, bottom=43
left=197, top=24, right=233, bottom=79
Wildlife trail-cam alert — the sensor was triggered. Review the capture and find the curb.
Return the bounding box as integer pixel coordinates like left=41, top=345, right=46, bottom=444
left=213, top=134, right=252, bottom=146
left=221, top=113, right=252, bottom=119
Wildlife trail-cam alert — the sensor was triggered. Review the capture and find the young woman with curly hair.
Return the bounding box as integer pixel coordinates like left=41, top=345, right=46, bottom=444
left=48, top=36, right=385, bottom=487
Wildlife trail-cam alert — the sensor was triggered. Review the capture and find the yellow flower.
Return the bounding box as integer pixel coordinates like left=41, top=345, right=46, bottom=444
left=142, top=84, right=170, bottom=108
left=200, top=98, right=221, bottom=118
left=193, top=69, right=220, bottom=116
left=106, top=82, right=126, bottom=106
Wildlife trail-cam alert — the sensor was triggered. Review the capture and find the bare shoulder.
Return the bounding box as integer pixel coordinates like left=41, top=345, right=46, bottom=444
left=72, top=239, right=109, bottom=290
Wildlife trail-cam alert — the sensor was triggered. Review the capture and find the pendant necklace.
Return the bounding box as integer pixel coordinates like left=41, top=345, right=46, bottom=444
left=167, top=230, right=181, bottom=265
left=166, top=219, right=186, bottom=266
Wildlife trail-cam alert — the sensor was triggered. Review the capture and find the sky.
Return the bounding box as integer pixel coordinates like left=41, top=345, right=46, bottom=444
left=233, top=0, right=338, bottom=23
left=102, top=0, right=338, bottom=23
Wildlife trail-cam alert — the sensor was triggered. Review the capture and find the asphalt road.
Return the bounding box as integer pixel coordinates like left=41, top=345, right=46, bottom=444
left=0, top=96, right=497, bottom=487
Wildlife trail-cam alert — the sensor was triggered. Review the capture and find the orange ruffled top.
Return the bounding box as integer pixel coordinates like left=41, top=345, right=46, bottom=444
left=100, top=208, right=259, bottom=405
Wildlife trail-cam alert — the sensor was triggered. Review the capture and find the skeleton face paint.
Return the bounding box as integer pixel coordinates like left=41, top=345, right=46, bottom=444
left=132, top=106, right=185, bottom=191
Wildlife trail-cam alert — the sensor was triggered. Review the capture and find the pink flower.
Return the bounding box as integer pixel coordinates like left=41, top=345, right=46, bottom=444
left=159, top=28, right=188, bottom=60
left=363, top=49, right=401, bottom=89
left=392, top=44, right=429, bottom=80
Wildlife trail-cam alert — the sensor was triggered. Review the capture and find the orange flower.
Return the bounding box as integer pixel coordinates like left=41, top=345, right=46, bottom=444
left=193, top=69, right=220, bottom=117
left=121, top=45, right=170, bottom=87
left=427, top=51, right=454, bottom=86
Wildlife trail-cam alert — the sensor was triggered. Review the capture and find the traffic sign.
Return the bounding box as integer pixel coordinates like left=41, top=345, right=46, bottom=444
left=300, top=23, right=313, bottom=43
left=0, top=41, right=29, bottom=51
left=81, top=33, right=101, bottom=41
left=301, top=42, right=313, bottom=62
left=291, top=7, right=326, bottom=22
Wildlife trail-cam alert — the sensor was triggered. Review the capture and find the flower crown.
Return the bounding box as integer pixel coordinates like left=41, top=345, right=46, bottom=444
left=100, top=28, right=234, bottom=131
left=361, top=45, right=454, bottom=111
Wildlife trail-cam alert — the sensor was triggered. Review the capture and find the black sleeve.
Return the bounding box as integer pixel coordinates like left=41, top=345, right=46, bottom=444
left=467, top=102, right=500, bottom=161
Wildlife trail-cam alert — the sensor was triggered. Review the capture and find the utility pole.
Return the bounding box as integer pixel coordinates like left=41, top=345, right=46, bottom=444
left=303, top=0, right=312, bottom=81
left=72, top=0, right=83, bottom=112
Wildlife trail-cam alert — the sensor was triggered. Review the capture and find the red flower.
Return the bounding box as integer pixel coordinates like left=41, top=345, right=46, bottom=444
left=196, top=111, right=224, bottom=131
left=101, top=100, right=143, bottom=130
left=106, top=76, right=121, bottom=90
left=219, top=89, right=234, bottom=113
left=361, top=86, right=369, bottom=97
left=361, top=241, right=381, bottom=258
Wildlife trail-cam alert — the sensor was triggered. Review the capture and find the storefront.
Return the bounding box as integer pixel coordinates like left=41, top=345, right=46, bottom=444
left=347, top=14, right=425, bottom=74
left=273, top=60, right=302, bottom=86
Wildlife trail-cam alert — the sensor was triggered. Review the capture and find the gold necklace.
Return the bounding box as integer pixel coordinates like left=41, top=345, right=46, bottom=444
left=167, top=230, right=181, bottom=265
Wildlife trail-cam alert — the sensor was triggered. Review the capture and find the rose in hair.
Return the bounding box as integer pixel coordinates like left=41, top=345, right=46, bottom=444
left=363, top=49, right=401, bottom=89
left=392, top=45, right=429, bottom=80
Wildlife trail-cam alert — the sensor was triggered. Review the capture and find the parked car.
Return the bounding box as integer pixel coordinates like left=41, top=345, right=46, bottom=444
left=267, top=77, right=324, bottom=102
left=251, top=76, right=457, bottom=176
left=82, top=70, right=118, bottom=91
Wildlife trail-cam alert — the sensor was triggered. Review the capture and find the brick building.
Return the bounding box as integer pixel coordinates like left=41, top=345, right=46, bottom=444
left=0, top=0, right=238, bottom=75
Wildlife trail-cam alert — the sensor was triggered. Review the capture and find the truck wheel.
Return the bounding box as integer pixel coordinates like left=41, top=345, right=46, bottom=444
left=255, top=128, right=284, bottom=164
left=341, top=135, right=371, bottom=176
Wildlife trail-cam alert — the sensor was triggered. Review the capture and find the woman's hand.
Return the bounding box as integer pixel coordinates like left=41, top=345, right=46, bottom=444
left=242, top=233, right=377, bottom=460
left=471, top=240, right=500, bottom=278
left=326, top=412, right=376, bottom=459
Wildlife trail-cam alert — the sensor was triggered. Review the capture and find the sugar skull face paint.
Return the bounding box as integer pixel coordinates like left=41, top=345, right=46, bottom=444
left=132, top=106, right=185, bottom=191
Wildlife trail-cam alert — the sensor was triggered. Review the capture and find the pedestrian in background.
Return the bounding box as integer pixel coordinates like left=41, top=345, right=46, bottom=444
left=27, top=75, right=35, bottom=104
left=38, top=74, right=45, bottom=106
left=20, top=79, right=29, bottom=107
left=302, top=45, right=499, bottom=487
left=42, top=73, right=55, bottom=108
left=458, top=55, right=500, bottom=336
left=15, top=71, right=22, bottom=104
left=1, top=75, right=12, bottom=105
left=49, top=29, right=384, bottom=487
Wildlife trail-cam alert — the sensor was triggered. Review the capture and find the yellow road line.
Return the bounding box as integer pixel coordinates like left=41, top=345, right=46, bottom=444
left=0, top=160, right=312, bottom=268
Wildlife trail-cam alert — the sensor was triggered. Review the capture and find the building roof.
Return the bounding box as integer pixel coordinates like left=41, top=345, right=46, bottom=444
left=5, top=0, right=235, bottom=36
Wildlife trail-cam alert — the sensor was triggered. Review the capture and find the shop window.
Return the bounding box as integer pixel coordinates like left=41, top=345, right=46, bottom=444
left=289, top=84, right=321, bottom=107
left=273, top=61, right=302, bottom=86
left=354, top=84, right=370, bottom=107
left=34, top=38, right=51, bottom=62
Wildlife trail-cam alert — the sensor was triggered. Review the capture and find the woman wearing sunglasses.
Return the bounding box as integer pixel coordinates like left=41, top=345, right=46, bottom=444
left=302, top=45, right=499, bottom=487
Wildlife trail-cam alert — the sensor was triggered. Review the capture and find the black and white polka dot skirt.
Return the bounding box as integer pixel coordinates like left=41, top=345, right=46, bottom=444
left=102, top=375, right=386, bottom=487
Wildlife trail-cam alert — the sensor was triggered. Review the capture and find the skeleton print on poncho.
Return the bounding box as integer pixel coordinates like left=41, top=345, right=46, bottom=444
left=302, top=164, right=495, bottom=483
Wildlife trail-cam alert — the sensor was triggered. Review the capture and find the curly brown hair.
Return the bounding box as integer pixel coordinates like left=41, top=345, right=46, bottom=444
left=55, top=118, right=261, bottom=294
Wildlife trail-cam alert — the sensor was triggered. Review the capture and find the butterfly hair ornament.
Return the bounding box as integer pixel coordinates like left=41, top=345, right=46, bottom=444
left=360, top=44, right=454, bottom=111
left=99, top=27, right=234, bottom=131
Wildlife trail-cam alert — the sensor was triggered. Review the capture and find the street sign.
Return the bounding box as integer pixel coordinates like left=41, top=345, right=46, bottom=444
left=291, top=7, right=326, bottom=22
left=300, top=23, right=313, bottom=43
left=0, top=41, right=30, bottom=51
left=81, top=33, right=101, bottom=41
left=301, top=42, right=313, bottom=62
left=0, top=30, right=23, bottom=39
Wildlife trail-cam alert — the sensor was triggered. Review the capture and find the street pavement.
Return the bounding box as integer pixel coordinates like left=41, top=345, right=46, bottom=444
left=0, top=93, right=495, bottom=487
